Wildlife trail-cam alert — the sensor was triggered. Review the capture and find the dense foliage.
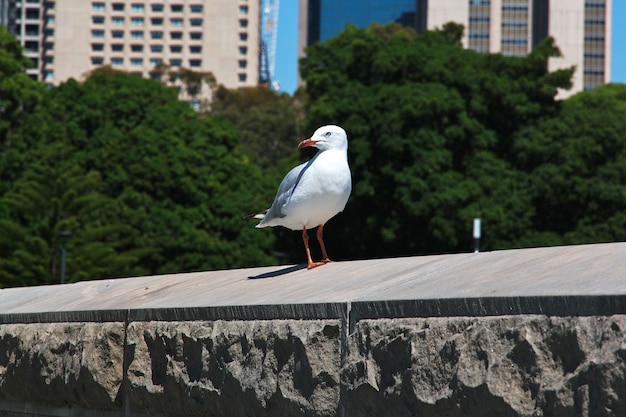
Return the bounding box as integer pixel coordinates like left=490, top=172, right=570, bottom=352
left=2, top=22, right=626, bottom=287
left=209, top=85, right=305, bottom=169
left=0, top=42, right=276, bottom=286
left=301, top=23, right=626, bottom=260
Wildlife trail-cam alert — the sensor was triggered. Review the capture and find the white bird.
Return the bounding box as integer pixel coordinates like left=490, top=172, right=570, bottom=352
left=247, top=125, right=352, bottom=269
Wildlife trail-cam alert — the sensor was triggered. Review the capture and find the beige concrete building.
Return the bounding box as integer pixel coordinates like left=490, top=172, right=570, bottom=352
left=426, top=0, right=612, bottom=98
left=2, top=0, right=261, bottom=105
left=300, top=0, right=612, bottom=98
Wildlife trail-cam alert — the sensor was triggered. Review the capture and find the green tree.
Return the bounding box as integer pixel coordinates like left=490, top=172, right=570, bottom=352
left=0, top=26, right=44, bottom=193
left=300, top=23, right=573, bottom=259
left=1, top=67, right=276, bottom=287
left=0, top=143, right=141, bottom=286
left=209, top=85, right=306, bottom=169
left=149, top=63, right=217, bottom=110
left=512, top=83, right=626, bottom=246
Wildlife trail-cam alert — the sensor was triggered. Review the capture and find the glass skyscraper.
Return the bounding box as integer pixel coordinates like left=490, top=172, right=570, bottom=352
left=299, top=0, right=611, bottom=98
left=305, top=0, right=417, bottom=46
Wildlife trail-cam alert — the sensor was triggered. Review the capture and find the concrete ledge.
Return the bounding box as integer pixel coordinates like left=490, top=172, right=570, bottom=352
left=2, top=243, right=626, bottom=416
left=1, top=242, right=626, bottom=324
left=3, top=295, right=626, bottom=325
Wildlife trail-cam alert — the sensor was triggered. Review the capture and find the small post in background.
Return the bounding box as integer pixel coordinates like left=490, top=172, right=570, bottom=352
left=58, top=230, right=72, bottom=284
left=473, top=218, right=481, bottom=253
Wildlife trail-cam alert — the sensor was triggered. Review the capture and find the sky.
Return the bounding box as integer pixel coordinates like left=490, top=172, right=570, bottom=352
left=273, top=2, right=626, bottom=95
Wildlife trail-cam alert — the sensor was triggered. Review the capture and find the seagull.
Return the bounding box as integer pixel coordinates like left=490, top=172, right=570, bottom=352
left=247, top=125, right=352, bottom=269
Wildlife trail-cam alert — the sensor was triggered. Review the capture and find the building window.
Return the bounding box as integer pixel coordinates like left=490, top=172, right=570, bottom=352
left=92, top=2, right=105, bottom=11
left=151, top=31, right=163, bottom=39
left=112, top=3, right=124, bottom=11
left=151, top=44, right=163, bottom=52
left=189, top=45, right=202, bottom=53
left=171, top=18, right=183, bottom=26
left=239, top=5, right=248, bottom=14
left=190, top=4, right=203, bottom=12
left=501, top=21, right=527, bottom=29
left=190, top=32, right=202, bottom=40
left=150, top=58, right=162, bottom=66
left=131, top=31, right=144, bottom=39
left=239, top=19, right=248, bottom=28
left=44, top=42, right=54, bottom=50
left=131, top=58, right=143, bottom=66
left=131, top=3, right=144, bottom=12
left=91, top=56, right=104, bottom=65
left=170, top=58, right=182, bottom=66
left=238, top=59, right=247, bottom=69
left=44, top=55, right=54, bottom=64
left=170, top=31, right=183, bottom=39
left=132, top=17, right=144, bottom=25
left=24, top=41, right=38, bottom=52
left=45, top=70, right=53, bottom=79
left=170, top=45, right=182, bottom=53
left=238, top=73, right=247, bottom=82
left=151, top=4, right=163, bottom=12
left=190, top=18, right=203, bottom=26
left=92, top=16, right=105, bottom=24
left=170, top=4, right=183, bottom=12
left=111, top=57, right=123, bottom=66
left=131, top=44, right=143, bottom=52
left=44, top=28, right=54, bottom=37
left=112, top=17, right=124, bottom=25
left=111, top=30, right=124, bottom=38
left=92, top=30, right=104, bottom=38
left=25, top=8, right=40, bottom=19
left=46, top=15, right=55, bottom=24
left=238, top=46, right=247, bottom=55
left=151, top=17, right=163, bottom=25
left=239, top=32, right=248, bottom=41
left=91, top=43, right=104, bottom=51
left=112, top=44, right=124, bottom=51
left=46, top=1, right=55, bottom=10
left=189, top=59, right=201, bottom=67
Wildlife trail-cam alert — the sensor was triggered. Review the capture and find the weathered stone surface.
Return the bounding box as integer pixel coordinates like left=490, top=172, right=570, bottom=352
left=0, top=322, right=124, bottom=409
left=125, top=320, right=342, bottom=417
left=342, top=316, right=626, bottom=417
left=4, top=244, right=626, bottom=416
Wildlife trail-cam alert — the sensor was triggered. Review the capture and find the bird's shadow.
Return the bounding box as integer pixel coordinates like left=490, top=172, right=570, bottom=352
left=248, top=264, right=308, bottom=279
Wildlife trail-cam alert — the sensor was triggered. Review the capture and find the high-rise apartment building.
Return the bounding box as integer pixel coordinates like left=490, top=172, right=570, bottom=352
left=1, top=0, right=44, bottom=80
left=299, top=0, right=612, bottom=98
left=1, top=0, right=260, bottom=103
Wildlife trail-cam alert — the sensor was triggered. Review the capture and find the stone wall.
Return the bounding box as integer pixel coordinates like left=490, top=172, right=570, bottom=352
left=2, top=304, right=626, bottom=416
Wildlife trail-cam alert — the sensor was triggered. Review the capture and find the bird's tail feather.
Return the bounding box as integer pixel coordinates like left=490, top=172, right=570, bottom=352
left=243, top=211, right=266, bottom=220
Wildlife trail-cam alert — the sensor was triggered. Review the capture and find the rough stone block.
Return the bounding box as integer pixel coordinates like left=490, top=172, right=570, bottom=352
left=125, top=319, right=342, bottom=416
left=0, top=322, right=124, bottom=410
left=342, top=316, right=626, bottom=417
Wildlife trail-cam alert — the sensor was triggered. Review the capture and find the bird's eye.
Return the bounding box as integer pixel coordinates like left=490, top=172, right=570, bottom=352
left=324, top=132, right=331, bottom=137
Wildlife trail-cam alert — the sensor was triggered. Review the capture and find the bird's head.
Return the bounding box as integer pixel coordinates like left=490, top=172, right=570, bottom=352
left=298, top=125, right=348, bottom=152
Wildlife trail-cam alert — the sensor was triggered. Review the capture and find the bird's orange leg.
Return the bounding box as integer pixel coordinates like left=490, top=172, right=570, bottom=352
left=302, top=227, right=325, bottom=269
left=316, top=224, right=332, bottom=264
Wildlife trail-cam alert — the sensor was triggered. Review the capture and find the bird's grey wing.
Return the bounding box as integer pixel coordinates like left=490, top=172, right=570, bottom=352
left=262, top=160, right=310, bottom=222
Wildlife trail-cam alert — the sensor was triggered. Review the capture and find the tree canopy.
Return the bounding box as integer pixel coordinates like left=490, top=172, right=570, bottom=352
left=300, top=22, right=626, bottom=260
left=208, top=85, right=305, bottom=170
left=0, top=65, right=276, bottom=286
left=2, top=22, right=626, bottom=287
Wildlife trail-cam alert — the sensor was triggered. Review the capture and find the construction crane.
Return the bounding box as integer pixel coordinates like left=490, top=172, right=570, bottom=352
left=259, top=0, right=280, bottom=90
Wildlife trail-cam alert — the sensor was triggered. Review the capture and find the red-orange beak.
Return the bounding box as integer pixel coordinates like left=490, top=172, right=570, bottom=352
left=298, top=138, right=318, bottom=148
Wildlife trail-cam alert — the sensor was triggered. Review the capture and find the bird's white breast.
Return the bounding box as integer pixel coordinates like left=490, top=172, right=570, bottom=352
left=280, top=149, right=351, bottom=230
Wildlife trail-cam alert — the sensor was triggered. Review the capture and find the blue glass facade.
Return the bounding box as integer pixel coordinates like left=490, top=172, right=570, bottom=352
left=307, top=0, right=418, bottom=45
